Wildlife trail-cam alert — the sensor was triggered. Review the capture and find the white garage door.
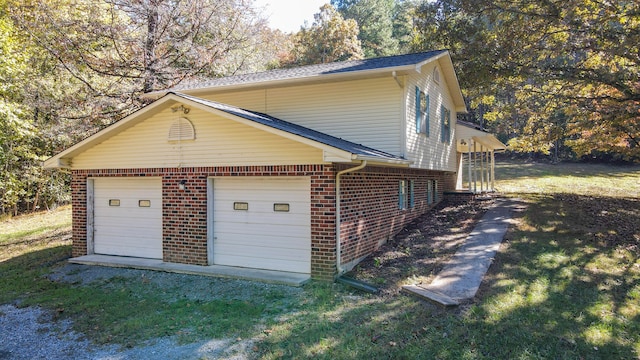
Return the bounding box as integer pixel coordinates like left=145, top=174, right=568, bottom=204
left=213, top=177, right=311, bottom=273
left=93, top=177, right=162, bottom=259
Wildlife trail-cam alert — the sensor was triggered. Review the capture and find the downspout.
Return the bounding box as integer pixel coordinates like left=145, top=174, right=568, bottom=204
left=335, top=160, right=367, bottom=275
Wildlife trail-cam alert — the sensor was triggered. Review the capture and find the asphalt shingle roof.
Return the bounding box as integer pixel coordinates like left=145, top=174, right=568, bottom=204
left=169, top=50, right=447, bottom=92
left=172, top=92, right=407, bottom=162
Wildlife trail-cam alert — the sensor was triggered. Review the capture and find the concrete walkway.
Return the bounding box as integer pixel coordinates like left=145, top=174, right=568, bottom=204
left=402, top=197, right=521, bottom=306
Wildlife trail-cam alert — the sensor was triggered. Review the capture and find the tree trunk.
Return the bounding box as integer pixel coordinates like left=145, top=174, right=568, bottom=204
left=143, top=1, right=159, bottom=93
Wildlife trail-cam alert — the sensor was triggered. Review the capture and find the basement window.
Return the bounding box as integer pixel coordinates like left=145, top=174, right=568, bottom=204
left=398, top=180, right=408, bottom=210
left=168, top=117, right=195, bottom=141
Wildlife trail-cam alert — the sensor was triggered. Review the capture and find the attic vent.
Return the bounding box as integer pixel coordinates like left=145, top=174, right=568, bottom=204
left=433, top=67, right=440, bottom=84
left=168, top=117, right=195, bottom=141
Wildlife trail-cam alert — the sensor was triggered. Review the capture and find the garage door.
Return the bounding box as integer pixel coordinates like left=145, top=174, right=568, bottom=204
left=213, top=177, right=310, bottom=273
left=93, top=177, right=162, bottom=259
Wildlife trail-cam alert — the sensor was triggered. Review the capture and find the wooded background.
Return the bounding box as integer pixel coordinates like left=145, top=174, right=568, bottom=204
left=1, top=0, right=638, bottom=215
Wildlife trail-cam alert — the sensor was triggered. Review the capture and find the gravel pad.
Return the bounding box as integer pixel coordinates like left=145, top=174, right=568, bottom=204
left=1, top=263, right=304, bottom=359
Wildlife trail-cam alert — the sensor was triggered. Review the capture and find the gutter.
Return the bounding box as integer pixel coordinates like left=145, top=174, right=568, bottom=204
left=335, top=160, right=367, bottom=276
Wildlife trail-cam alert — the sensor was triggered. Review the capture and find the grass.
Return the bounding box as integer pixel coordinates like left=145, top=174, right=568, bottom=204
left=1, top=159, right=639, bottom=359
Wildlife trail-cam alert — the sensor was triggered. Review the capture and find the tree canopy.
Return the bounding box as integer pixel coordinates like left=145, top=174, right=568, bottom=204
left=1, top=0, right=638, bottom=215
left=283, top=4, right=363, bottom=66
left=412, top=0, right=640, bottom=161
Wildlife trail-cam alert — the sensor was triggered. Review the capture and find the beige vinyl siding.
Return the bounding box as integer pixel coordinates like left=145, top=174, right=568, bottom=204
left=202, top=77, right=404, bottom=156
left=405, top=62, right=458, bottom=171
left=71, top=107, right=324, bottom=169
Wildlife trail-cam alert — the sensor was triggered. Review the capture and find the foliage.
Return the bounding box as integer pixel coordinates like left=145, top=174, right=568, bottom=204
left=1, top=161, right=639, bottom=358
left=332, top=0, right=399, bottom=57
left=0, top=0, right=284, bottom=215
left=412, top=0, right=640, bottom=162
left=0, top=2, right=70, bottom=215
left=282, top=4, right=364, bottom=66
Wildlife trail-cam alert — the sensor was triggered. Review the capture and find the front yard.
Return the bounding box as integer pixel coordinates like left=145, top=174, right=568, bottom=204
left=1, top=159, right=639, bottom=359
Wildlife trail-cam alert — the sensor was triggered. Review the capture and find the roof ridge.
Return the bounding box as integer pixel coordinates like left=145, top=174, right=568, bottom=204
left=160, top=50, right=448, bottom=94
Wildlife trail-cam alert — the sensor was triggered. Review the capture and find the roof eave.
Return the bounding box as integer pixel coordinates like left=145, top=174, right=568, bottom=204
left=353, top=155, right=412, bottom=166
left=144, top=64, right=424, bottom=99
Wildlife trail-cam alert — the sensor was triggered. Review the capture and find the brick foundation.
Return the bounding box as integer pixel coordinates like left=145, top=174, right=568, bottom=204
left=70, top=165, right=456, bottom=280
left=337, top=166, right=454, bottom=270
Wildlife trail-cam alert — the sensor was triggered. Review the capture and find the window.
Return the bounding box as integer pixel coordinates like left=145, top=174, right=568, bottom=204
left=415, top=87, right=430, bottom=135
left=441, top=106, right=451, bottom=143
left=398, top=180, right=408, bottom=210
left=427, top=179, right=439, bottom=204
left=409, top=180, right=415, bottom=208
left=433, top=180, right=439, bottom=202
left=433, top=67, right=440, bottom=84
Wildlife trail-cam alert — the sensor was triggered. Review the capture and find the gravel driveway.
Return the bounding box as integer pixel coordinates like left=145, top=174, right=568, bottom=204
left=1, top=264, right=303, bottom=360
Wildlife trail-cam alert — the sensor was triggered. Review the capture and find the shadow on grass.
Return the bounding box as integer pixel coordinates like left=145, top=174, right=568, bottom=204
left=255, top=194, right=639, bottom=359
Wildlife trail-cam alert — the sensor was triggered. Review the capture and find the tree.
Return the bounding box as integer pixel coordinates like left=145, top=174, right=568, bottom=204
left=0, top=2, right=70, bottom=214
left=412, top=0, right=640, bottom=161
left=11, top=0, right=275, bottom=123
left=284, top=4, right=364, bottom=66
left=332, top=0, right=399, bottom=57
left=1, top=0, right=284, bottom=214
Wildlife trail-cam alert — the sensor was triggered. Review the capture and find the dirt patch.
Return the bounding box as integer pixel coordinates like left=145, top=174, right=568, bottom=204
left=346, top=197, right=496, bottom=297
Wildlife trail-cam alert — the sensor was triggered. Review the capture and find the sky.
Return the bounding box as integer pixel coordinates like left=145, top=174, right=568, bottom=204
left=253, top=0, right=329, bottom=33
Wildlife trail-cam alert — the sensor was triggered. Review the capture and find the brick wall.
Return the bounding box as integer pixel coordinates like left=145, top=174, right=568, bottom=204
left=70, top=165, right=337, bottom=280
left=337, top=166, right=453, bottom=270
left=70, top=164, right=456, bottom=280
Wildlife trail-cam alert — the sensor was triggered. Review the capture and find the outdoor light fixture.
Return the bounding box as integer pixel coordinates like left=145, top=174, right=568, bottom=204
left=179, top=179, right=187, bottom=190
left=171, top=104, right=190, bottom=114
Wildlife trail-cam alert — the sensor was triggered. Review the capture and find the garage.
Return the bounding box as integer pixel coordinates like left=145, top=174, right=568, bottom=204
left=92, top=177, right=162, bottom=259
left=212, top=177, right=311, bottom=273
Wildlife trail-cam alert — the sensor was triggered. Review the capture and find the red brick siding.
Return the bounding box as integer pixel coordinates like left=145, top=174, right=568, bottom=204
left=71, top=172, right=88, bottom=258
left=70, top=165, right=456, bottom=280
left=337, top=166, right=454, bottom=268
left=70, top=165, right=337, bottom=280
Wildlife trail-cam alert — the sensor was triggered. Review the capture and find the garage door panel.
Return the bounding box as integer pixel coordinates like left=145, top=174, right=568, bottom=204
left=214, top=223, right=310, bottom=239
left=214, top=232, right=311, bottom=249
left=93, top=177, right=162, bottom=259
left=94, top=226, right=161, bottom=239
left=213, top=211, right=310, bottom=225
left=213, top=177, right=311, bottom=274
left=216, top=243, right=308, bottom=260
left=213, top=253, right=309, bottom=273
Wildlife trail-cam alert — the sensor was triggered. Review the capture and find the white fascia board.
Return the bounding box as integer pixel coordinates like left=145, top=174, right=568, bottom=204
left=144, top=66, right=419, bottom=99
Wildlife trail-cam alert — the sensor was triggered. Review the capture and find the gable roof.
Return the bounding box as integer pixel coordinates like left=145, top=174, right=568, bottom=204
left=146, top=50, right=467, bottom=112
left=44, top=92, right=411, bottom=169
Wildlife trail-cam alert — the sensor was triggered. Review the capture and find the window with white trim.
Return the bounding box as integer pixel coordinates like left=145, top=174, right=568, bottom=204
left=409, top=180, right=415, bottom=208
left=399, top=180, right=408, bottom=210
left=415, top=87, right=430, bottom=135
left=440, top=106, right=451, bottom=143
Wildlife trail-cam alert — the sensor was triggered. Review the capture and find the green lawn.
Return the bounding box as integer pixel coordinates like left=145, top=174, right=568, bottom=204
left=1, top=160, right=639, bottom=359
